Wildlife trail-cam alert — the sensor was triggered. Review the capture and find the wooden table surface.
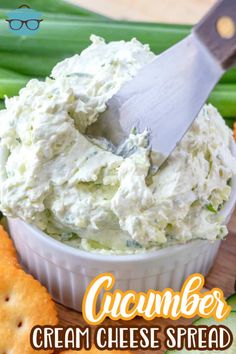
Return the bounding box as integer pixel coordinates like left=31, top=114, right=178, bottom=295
left=58, top=2, right=236, bottom=352
left=71, top=0, right=217, bottom=24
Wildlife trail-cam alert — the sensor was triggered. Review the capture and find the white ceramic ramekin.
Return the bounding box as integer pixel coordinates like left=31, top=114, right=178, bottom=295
left=7, top=146, right=236, bottom=312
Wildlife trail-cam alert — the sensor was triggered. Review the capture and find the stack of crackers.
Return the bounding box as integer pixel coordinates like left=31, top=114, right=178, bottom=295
left=0, top=224, right=131, bottom=354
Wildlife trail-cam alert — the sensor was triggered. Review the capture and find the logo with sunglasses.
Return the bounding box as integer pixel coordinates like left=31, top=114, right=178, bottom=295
left=6, top=4, right=43, bottom=35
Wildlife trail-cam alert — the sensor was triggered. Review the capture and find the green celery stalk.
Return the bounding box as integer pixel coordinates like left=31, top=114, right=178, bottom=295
left=0, top=21, right=187, bottom=77
left=0, top=18, right=234, bottom=83
left=0, top=8, right=191, bottom=26
left=208, top=85, right=236, bottom=117
left=0, top=78, right=29, bottom=98
left=221, top=68, right=236, bottom=84
left=0, top=67, right=31, bottom=80
left=0, top=5, right=234, bottom=83
left=0, top=51, right=61, bottom=77
left=0, top=9, right=108, bottom=22
left=0, top=68, right=30, bottom=98
left=0, top=20, right=235, bottom=107
left=0, top=20, right=189, bottom=56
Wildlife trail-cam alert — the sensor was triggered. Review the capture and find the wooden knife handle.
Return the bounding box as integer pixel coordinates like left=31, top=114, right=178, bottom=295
left=194, top=0, right=236, bottom=70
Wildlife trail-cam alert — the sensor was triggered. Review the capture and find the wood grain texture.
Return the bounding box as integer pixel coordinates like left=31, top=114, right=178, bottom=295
left=68, top=0, right=217, bottom=24
left=195, top=0, right=236, bottom=69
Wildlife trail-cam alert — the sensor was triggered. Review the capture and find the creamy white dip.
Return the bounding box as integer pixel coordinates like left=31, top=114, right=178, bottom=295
left=0, top=36, right=235, bottom=253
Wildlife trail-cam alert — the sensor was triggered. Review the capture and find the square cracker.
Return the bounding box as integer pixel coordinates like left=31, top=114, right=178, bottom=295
left=0, top=252, right=58, bottom=353
left=0, top=225, right=19, bottom=267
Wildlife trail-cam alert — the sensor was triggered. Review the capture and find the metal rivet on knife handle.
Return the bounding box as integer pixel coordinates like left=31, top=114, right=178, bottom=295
left=195, top=0, right=236, bottom=70
left=216, top=16, right=235, bottom=39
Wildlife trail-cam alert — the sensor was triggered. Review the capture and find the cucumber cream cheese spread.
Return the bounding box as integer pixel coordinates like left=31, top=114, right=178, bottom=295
left=0, top=36, right=235, bottom=254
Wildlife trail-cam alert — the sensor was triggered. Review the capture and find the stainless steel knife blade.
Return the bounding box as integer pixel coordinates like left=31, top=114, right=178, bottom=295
left=88, top=0, right=236, bottom=163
